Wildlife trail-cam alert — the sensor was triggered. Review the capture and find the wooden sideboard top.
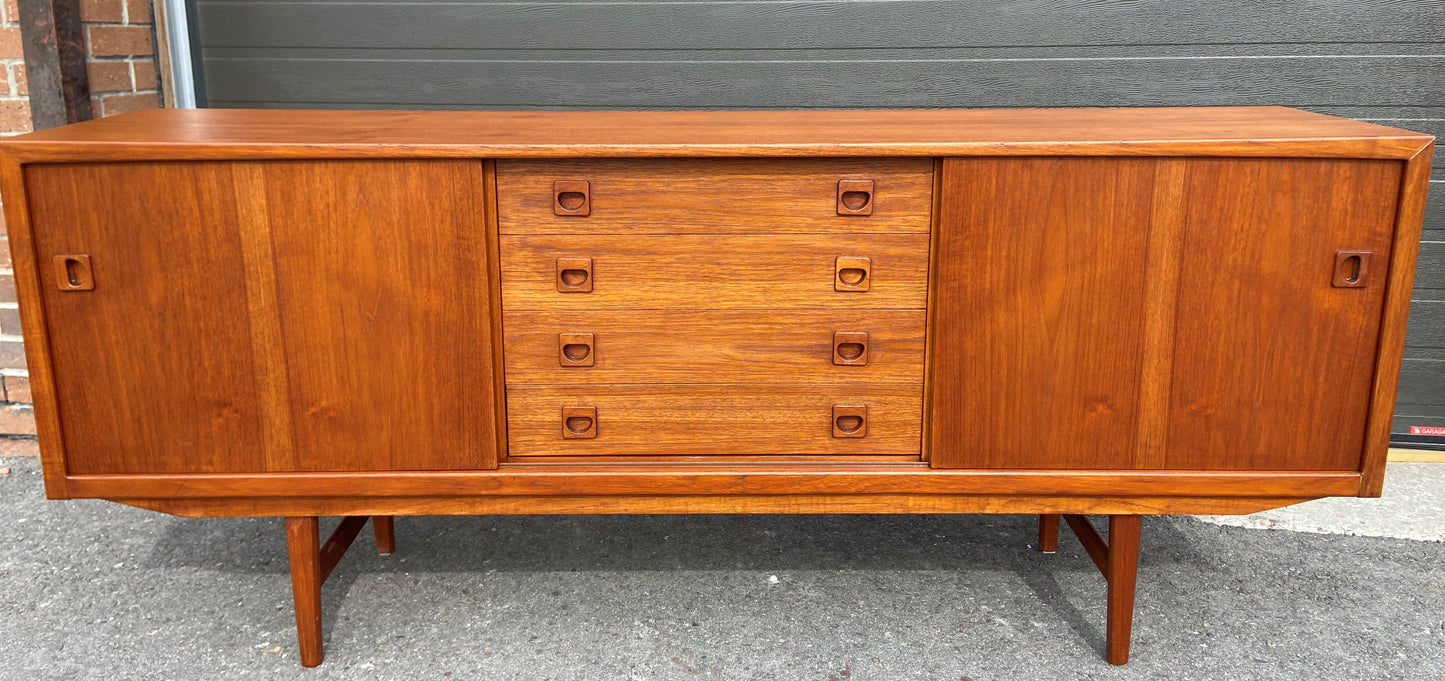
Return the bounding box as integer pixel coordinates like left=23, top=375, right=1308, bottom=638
left=0, top=106, right=1433, bottom=163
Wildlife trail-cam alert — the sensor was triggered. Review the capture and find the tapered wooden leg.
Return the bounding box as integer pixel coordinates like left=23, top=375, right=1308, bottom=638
left=1038, top=514, right=1060, bottom=553
left=373, top=516, right=395, bottom=555
left=285, top=517, right=324, bottom=668
left=1105, top=515, right=1142, bottom=666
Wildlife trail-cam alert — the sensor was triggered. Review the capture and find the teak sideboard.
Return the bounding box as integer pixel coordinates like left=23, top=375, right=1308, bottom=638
left=0, top=107, right=1433, bottom=667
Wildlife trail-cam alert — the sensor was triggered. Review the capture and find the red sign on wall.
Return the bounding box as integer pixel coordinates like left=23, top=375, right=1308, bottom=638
left=1409, top=426, right=1445, bottom=436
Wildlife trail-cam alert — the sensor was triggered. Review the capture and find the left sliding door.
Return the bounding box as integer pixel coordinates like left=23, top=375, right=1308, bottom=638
left=29, top=163, right=267, bottom=474
left=26, top=160, right=501, bottom=474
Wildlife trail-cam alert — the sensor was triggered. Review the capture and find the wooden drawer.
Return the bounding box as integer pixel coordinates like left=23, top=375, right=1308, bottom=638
left=506, top=384, right=923, bottom=456
left=503, top=310, right=925, bottom=384
left=496, top=158, right=934, bottom=235
left=500, top=234, right=929, bottom=310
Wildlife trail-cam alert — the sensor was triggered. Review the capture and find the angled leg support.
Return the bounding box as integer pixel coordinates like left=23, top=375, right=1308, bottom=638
left=284, top=516, right=395, bottom=667
left=1045, top=514, right=1143, bottom=665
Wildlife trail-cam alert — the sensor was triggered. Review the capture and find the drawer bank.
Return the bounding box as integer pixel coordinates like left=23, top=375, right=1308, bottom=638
left=0, top=107, right=1433, bottom=667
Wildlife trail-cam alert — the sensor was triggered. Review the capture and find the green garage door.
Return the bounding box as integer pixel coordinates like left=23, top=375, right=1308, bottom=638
left=191, top=0, right=1444, bottom=448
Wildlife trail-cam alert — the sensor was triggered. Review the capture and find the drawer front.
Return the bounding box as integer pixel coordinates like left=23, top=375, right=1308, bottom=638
left=507, top=384, right=923, bottom=456
left=500, top=234, right=930, bottom=310
left=496, top=158, right=934, bottom=235
left=504, top=310, right=925, bottom=384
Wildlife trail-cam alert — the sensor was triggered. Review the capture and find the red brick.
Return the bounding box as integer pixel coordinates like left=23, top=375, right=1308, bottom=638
left=0, top=236, right=9, bottom=268
left=99, top=90, right=159, bottom=116
left=132, top=58, right=157, bottom=89
left=2, top=0, right=13, bottom=25
left=126, top=0, right=152, bottom=23
left=13, top=61, right=24, bottom=95
left=0, top=274, right=13, bottom=303
left=3, top=375, right=29, bottom=403
left=0, top=203, right=6, bottom=234
left=80, top=0, right=124, bottom=23
left=0, top=308, right=18, bottom=335
left=0, top=27, right=19, bottom=58
left=88, top=25, right=152, bottom=57
left=0, top=99, right=27, bottom=133
left=0, top=338, right=22, bottom=369
left=0, top=403, right=35, bottom=435
left=87, top=60, right=132, bottom=92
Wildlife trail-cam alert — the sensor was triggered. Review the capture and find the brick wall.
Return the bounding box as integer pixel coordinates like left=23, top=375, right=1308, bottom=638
left=0, top=0, right=162, bottom=435
left=82, top=0, right=161, bottom=116
left=0, top=0, right=30, bottom=136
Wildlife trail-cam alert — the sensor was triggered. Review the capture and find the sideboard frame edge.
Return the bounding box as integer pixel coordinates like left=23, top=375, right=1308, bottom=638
left=0, top=155, right=70, bottom=499
left=60, top=468, right=1362, bottom=501
left=1359, top=140, right=1436, bottom=497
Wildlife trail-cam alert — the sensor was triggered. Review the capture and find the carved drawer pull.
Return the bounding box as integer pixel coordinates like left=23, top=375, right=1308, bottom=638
left=832, top=405, right=867, bottom=438
left=833, top=331, right=869, bottom=365
left=562, top=406, right=597, bottom=439
left=1332, top=250, right=1372, bottom=288
left=553, top=180, right=590, bottom=216
left=835, top=256, right=871, bottom=292
left=556, top=257, right=593, bottom=292
left=53, top=254, right=95, bottom=291
left=559, top=332, right=595, bottom=367
left=837, top=179, right=875, bottom=216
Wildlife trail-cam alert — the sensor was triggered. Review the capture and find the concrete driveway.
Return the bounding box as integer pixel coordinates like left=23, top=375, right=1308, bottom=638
left=2, top=452, right=1442, bottom=680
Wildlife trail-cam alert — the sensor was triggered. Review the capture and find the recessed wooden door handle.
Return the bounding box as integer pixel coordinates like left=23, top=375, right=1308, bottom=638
left=837, top=179, right=874, bottom=216
left=554, top=180, right=590, bottom=216
left=832, top=405, right=867, bottom=438
left=556, top=257, right=593, bottom=292
left=835, top=256, right=871, bottom=292
left=562, top=406, right=597, bottom=439
left=53, top=254, right=95, bottom=291
left=833, top=331, right=869, bottom=365
left=1332, top=250, right=1372, bottom=288
left=559, top=332, right=595, bottom=367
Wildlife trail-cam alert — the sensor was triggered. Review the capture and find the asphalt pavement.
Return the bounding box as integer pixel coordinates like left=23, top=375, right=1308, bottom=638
left=2, top=452, right=1442, bottom=680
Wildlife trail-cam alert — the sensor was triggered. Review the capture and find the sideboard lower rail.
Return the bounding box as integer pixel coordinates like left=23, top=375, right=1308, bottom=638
left=114, top=494, right=1324, bottom=518
left=61, top=467, right=1362, bottom=499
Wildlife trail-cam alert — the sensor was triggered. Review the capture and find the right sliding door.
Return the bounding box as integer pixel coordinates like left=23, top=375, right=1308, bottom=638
left=1163, top=158, right=1400, bottom=470
left=931, top=157, right=1402, bottom=471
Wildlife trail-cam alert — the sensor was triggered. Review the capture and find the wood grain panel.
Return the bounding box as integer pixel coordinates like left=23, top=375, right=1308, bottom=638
left=503, top=310, right=925, bottom=384
left=3, top=108, right=1431, bottom=163
left=507, top=384, right=922, bottom=457
left=25, top=163, right=266, bottom=474
left=496, top=158, right=933, bottom=234
left=500, top=234, right=929, bottom=310
left=1166, top=159, right=1402, bottom=471
left=260, top=160, right=499, bottom=471
left=930, top=158, right=1157, bottom=469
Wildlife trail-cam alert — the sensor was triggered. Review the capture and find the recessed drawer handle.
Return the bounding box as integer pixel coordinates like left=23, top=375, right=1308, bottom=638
left=833, top=331, right=869, bottom=365
left=562, top=406, right=597, bottom=439
left=1332, top=250, right=1373, bottom=288
left=553, top=180, right=591, bottom=216
left=835, top=256, right=871, bottom=292
left=559, top=332, right=595, bottom=367
left=832, top=404, right=867, bottom=438
left=837, top=179, right=875, bottom=216
left=54, top=254, right=95, bottom=291
left=556, top=257, right=593, bottom=292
